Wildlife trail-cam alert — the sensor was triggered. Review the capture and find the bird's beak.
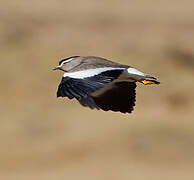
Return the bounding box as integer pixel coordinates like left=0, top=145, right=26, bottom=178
left=52, top=65, right=61, bottom=71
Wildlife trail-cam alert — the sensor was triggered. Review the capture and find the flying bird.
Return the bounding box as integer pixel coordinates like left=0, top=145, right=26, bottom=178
left=53, top=56, right=160, bottom=113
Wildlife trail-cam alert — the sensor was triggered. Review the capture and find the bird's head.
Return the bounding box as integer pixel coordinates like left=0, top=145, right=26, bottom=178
left=53, top=56, right=80, bottom=72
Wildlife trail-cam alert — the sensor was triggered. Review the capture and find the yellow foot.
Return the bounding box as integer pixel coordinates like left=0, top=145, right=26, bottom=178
left=140, top=80, right=160, bottom=85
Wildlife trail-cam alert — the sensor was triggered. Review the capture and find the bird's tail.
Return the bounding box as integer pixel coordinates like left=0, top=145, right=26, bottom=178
left=126, top=67, right=160, bottom=85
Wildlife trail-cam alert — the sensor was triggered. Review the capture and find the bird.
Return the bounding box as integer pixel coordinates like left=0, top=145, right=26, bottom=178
left=53, top=56, right=160, bottom=113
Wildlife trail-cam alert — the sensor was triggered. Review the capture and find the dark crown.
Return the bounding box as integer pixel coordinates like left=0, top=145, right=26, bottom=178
left=59, top=56, right=80, bottom=65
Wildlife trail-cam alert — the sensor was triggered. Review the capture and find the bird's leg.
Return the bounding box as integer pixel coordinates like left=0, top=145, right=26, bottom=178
left=139, top=79, right=160, bottom=85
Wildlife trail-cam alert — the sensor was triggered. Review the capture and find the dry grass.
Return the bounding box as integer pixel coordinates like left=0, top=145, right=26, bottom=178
left=1, top=0, right=194, bottom=179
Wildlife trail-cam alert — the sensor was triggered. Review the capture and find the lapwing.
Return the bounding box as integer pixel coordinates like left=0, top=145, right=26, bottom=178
left=53, top=56, right=160, bottom=113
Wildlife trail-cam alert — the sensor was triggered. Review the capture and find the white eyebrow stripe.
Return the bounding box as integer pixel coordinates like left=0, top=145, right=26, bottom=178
left=62, top=58, right=74, bottom=64
left=63, top=67, right=125, bottom=79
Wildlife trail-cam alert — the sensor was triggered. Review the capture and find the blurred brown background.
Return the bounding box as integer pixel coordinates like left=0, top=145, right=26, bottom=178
left=1, top=0, right=194, bottom=179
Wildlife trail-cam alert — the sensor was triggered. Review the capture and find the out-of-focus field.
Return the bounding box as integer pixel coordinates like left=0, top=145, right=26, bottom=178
left=1, top=0, right=194, bottom=179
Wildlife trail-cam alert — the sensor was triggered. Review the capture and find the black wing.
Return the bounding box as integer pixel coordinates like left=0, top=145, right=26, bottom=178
left=57, top=70, right=124, bottom=109
left=92, top=81, right=136, bottom=113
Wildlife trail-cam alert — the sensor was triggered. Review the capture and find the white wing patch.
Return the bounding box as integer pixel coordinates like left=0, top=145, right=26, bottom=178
left=63, top=67, right=125, bottom=79
left=127, top=68, right=146, bottom=76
